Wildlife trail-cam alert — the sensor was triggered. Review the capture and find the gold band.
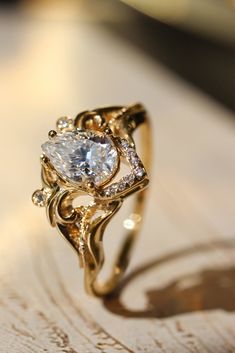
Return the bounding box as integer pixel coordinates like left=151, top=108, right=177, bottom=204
left=32, top=103, right=152, bottom=296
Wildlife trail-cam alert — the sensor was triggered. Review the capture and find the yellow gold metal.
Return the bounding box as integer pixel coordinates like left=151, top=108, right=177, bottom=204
left=48, top=130, right=57, bottom=139
left=32, top=103, right=152, bottom=296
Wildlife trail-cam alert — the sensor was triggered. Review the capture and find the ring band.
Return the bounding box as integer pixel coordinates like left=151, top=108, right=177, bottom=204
left=32, top=103, right=152, bottom=296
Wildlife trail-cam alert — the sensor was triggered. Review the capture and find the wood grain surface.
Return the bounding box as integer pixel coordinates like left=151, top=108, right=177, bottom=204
left=0, top=3, right=235, bottom=352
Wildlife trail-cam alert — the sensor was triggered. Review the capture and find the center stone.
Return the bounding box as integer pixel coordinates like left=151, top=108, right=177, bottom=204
left=41, top=130, right=118, bottom=186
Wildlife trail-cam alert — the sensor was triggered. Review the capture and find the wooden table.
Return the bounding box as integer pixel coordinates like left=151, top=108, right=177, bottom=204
left=0, top=3, right=235, bottom=352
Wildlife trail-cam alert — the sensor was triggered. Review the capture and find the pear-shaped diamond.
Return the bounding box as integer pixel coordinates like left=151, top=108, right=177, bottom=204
left=42, top=130, right=118, bottom=186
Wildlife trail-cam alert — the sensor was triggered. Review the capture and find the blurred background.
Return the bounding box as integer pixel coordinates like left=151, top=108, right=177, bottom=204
left=1, top=0, right=235, bottom=110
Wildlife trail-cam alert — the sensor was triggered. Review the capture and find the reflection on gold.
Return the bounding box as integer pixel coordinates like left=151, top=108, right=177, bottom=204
left=123, top=213, right=142, bottom=230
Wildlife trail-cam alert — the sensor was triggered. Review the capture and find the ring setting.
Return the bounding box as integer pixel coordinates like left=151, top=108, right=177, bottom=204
left=32, top=103, right=151, bottom=296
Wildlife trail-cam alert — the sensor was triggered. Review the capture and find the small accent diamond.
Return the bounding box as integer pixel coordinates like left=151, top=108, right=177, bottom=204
left=125, top=173, right=135, bottom=186
left=99, top=137, right=147, bottom=199
left=120, top=139, right=129, bottom=150
left=110, top=183, right=119, bottom=194
left=118, top=182, right=126, bottom=192
left=127, top=151, right=139, bottom=166
left=32, top=189, right=47, bottom=207
left=104, top=189, right=111, bottom=197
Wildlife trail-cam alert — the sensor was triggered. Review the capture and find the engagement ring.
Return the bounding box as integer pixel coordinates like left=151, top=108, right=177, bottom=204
left=32, top=103, right=151, bottom=296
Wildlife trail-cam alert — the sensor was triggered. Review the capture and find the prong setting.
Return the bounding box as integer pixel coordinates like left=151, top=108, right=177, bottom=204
left=48, top=130, right=57, bottom=139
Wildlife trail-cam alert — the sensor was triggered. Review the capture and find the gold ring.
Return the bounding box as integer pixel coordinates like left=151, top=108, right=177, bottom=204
left=32, top=103, right=152, bottom=296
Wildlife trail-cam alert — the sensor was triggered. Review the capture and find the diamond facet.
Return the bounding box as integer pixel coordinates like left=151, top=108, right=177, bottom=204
left=41, top=130, right=118, bottom=186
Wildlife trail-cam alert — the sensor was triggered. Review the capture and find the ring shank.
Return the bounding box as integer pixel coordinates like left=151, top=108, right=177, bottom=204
left=84, top=104, right=152, bottom=296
